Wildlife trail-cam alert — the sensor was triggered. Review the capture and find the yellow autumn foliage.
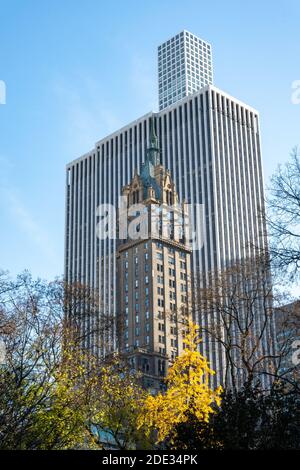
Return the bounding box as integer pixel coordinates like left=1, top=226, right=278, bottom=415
left=138, top=322, right=222, bottom=443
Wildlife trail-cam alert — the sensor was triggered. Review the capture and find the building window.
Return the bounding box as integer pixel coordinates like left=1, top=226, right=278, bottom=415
left=158, top=287, right=164, bottom=295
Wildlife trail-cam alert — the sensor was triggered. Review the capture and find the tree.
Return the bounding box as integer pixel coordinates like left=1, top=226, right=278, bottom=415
left=195, top=253, right=284, bottom=393
left=0, top=271, right=104, bottom=449
left=267, top=146, right=300, bottom=280
left=138, top=322, right=222, bottom=445
left=171, top=384, right=300, bottom=450
left=89, top=355, right=152, bottom=450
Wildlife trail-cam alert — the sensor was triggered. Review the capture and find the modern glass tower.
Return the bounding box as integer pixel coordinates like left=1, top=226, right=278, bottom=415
left=158, top=30, right=213, bottom=110
left=64, top=32, right=274, bottom=387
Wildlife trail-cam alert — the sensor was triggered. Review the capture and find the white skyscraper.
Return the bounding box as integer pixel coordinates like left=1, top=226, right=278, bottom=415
left=158, top=30, right=213, bottom=110
left=65, top=32, right=275, bottom=388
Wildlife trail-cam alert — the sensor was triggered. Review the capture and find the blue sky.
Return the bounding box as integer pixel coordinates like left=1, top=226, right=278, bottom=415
left=0, top=0, right=299, bottom=280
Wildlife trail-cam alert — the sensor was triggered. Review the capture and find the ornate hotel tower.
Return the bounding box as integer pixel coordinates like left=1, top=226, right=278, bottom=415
left=117, top=120, right=192, bottom=392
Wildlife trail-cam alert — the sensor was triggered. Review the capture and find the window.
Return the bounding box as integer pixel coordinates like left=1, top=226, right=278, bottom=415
left=135, top=279, right=139, bottom=288
left=157, top=264, right=163, bottom=272
left=145, top=275, right=149, bottom=284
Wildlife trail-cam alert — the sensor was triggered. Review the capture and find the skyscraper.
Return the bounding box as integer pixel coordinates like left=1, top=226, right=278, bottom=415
left=65, top=32, right=272, bottom=387
left=117, top=119, right=192, bottom=392
left=158, top=30, right=213, bottom=110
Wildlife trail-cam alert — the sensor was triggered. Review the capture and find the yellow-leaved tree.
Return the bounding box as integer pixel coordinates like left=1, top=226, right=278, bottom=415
left=138, top=322, right=222, bottom=444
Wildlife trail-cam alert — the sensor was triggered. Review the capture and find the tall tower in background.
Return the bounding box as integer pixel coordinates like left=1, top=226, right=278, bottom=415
left=65, top=31, right=274, bottom=388
left=158, top=30, right=213, bottom=110
left=117, top=121, right=192, bottom=392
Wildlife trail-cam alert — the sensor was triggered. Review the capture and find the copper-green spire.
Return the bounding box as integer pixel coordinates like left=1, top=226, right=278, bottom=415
left=146, top=115, right=160, bottom=166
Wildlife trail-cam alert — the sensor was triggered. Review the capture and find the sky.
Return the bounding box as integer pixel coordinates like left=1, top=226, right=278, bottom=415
left=0, top=0, right=299, bottom=281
